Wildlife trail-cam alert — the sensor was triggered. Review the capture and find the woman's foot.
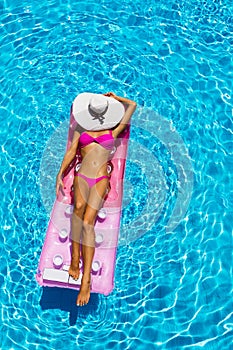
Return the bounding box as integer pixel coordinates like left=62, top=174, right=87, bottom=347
left=68, top=256, right=80, bottom=280
left=77, top=276, right=91, bottom=306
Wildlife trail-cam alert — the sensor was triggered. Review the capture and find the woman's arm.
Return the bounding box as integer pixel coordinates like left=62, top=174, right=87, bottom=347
left=104, top=92, right=137, bottom=138
left=56, top=130, right=80, bottom=196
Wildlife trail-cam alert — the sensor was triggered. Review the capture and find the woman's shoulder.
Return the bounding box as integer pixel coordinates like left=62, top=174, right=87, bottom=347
left=75, top=124, right=86, bottom=135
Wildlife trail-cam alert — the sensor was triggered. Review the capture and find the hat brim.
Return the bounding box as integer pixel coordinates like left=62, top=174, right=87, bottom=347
left=72, top=92, right=125, bottom=131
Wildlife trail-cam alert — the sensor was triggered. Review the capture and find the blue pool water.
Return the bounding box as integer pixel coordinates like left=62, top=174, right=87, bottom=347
left=0, top=0, right=232, bottom=349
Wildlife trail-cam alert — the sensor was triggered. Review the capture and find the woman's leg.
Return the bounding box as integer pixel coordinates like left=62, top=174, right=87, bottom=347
left=69, top=176, right=89, bottom=280
left=77, top=177, right=109, bottom=306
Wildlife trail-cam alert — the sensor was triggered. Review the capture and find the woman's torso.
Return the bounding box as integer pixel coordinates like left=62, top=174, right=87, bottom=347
left=77, top=130, right=115, bottom=178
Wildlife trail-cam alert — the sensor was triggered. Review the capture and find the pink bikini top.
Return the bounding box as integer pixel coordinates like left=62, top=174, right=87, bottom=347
left=79, top=130, right=115, bottom=151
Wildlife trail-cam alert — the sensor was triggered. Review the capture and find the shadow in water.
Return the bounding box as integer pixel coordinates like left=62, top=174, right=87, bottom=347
left=39, top=287, right=100, bottom=326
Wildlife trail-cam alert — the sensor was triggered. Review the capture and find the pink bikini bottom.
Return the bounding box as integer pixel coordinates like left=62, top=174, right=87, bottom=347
left=74, top=173, right=110, bottom=188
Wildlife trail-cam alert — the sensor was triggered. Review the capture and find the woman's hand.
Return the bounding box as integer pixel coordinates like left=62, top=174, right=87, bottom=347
left=104, top=92, right=136, bottom=107
left=56, top=172, right=64, bottom=197
left=104, top=92, right=117, bottom=99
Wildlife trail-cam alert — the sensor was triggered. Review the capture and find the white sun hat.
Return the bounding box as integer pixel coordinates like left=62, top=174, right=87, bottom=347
left=72, top=92, right=125, bottom=131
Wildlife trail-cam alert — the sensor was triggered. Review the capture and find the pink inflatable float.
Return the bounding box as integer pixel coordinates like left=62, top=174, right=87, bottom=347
left=36, top=101, right=130, bottom=296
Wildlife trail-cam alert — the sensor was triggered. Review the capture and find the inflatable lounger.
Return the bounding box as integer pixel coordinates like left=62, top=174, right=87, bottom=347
left=36, top=105, right=130, bottom=296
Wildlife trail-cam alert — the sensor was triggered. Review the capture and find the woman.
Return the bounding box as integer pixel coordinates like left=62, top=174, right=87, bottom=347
left=56, top=92, right=136, bottom=306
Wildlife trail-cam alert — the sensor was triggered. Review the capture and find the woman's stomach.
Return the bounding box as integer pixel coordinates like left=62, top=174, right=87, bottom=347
left=78, top=147, right=110, bottom=177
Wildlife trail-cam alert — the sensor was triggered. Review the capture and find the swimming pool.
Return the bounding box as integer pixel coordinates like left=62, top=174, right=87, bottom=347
left=1, top=0, right=232, bottom=349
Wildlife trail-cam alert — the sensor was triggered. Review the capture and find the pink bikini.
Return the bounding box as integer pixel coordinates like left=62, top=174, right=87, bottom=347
left=78, top=130, right=115, bottom=151
left=74, top=130, right=114, bottom=188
